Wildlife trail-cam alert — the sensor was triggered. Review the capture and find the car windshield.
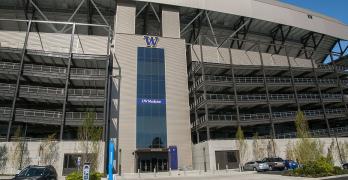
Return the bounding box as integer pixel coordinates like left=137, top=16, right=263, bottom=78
left=19, top=167, right=45, bottom=177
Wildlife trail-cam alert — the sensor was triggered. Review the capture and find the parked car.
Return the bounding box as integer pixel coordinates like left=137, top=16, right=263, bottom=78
left=284, top=160, right=299, bottom=170
left=244, top=161, right=262, bottom=171
left=257, top=157, right=285, bottom=171
left=12, top=165, right=57, bottom=180
left=256, top=161, right=269, bottom=172
left=343, top=163, right=348, bottom=169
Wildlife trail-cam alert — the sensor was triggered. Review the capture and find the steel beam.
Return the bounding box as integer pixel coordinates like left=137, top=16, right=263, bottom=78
left=329, top=54, right=348, bottom=111
left=309, top=54, right=331, bottom=136
left=60, top=23, right=76, bottom=141
left=218, top=19, right=251, bottom=49
left=87, top=0, right=93, bottom=35
left=180, top=10, right=204, bottom=35
left=190, top=46, right=200, bottom=133
left=102, top=27, right=111, bottom=141
left=205, top=11, right=218, bottom=46
left=60, top=0, right=86, bottom=32
left=257, top=42, right=276, bottom=139
left=228, top=44, right=240, bottom=127
left=266, top=25, right=292, bottom=54
left=29, top=0, right=58, bottom=32
left=285, top=47, right=301, bottom=111
left=149, top=3, right=161, bottom=23
left=199, top=36, right=210, bottom=132
left=6, top=21, right=32, bottom=141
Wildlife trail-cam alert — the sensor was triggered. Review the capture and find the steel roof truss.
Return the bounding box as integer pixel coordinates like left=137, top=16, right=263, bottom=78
left=266, top=25, right=292, bottom=54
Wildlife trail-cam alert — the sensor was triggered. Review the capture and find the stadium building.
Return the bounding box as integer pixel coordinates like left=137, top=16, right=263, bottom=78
left=0, top=0, right=348, bottom=176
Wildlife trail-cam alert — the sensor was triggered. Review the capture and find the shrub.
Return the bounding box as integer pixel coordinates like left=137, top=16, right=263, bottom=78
left=284, top=156, right=348, bottom=177
left=66, top=171, right=105, bottom=180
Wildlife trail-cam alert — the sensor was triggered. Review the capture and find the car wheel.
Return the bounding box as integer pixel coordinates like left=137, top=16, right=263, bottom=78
left=269, top=166, right=273, bottom=171
left=253, top=167, right=256, bottom=171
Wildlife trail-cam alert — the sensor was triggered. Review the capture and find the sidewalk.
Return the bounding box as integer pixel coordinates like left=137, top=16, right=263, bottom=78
left=111, top=170, right=348, bottom=180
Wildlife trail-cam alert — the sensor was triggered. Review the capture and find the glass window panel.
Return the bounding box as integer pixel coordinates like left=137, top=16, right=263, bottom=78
left=136, top=47, right=167, bottom=149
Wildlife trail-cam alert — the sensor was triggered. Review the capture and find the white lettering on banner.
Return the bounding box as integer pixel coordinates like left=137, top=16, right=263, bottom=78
left=141, top=99, right=162, bottom=104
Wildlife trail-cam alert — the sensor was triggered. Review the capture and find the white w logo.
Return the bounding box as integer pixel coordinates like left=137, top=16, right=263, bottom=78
left=144, top=35, right=159, bottom=47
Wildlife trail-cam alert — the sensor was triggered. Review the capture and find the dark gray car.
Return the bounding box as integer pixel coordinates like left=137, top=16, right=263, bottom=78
left=243, top=161, right=262, bottom=171
left=12, top=165, right=57, bottom=180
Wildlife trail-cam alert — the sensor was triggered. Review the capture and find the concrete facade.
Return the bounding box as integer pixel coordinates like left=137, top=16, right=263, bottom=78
left=0, top=141, right=104, bottom=178
left=113, top=33, right=192, bottom=172
left=112, top=2, right=192, bottom=172
left=192, top=138, right=348, bottom=171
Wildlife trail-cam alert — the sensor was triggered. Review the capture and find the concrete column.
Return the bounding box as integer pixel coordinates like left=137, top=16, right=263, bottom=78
left=115, top=0, right=136, bottom=34
left=162, top=5, right=180, bottom=38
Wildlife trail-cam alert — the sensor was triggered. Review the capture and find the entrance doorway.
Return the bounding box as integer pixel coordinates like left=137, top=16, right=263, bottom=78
left=136, top=150, right=169, bottom=172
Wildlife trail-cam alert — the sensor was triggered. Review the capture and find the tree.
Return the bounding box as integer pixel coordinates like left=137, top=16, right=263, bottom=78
left=252, top=133, right=265, bottom=160
left=235, top=127, right=247, bottom=170
left=293, top=111, right=323, bottom=164
left=285, top=140, right=295, bottom=160
left=0, top=144, right=8, bottom=173
left=338, top=141, right=348, bottom=163
left=38, top=134, right=59, bottom=165
left=11, top=127, right=31, bottom=170
left=326, top=139, right=335, bottom=164
left=78, top=112, right=103, bottom=172
left=267, top=139, right=277, bottom=158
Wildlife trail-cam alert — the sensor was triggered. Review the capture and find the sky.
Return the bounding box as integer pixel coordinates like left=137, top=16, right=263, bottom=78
left=281, top=0, right=348, bottom=25
left=281, top=0, right=348, bottom=62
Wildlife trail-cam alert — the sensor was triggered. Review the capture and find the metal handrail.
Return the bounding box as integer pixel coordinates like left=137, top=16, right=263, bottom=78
left=0, top=107, right=103, bottom=120
left=0, top=61, right=106, bottom=77
left=192, top=108, right=346, bottom=127
left=0, top=83, right=104, bottom=97
left=191, top=93, right=342, bottom=109
left=190, top=75, right=341, bottom=92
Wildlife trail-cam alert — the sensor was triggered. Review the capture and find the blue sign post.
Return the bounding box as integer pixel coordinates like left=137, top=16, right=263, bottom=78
left=108, top=141, right=114, bottom=180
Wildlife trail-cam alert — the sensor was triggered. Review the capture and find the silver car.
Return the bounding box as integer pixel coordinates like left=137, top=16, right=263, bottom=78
left=244, top=161, right=261, bottom=171
left=256, top=161, right=269, bottom=172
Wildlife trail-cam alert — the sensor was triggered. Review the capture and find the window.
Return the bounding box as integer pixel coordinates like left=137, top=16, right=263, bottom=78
left=136, top=47, right=167, bottom=149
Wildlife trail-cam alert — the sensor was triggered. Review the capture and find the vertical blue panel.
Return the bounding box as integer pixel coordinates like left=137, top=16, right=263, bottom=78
left=136, top=47, right=167, bottom=149
left=169, top=146, right=178, bottom=170
left=108, top=141, right=114, bottom=180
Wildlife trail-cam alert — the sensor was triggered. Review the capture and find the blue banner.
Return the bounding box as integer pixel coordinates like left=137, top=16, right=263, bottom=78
left=169, top=146, right=178, bottom=170
left=108, top=141, right=114, bottom=180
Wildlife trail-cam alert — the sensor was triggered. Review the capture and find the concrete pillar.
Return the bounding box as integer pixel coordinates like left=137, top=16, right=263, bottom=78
left=161, top=5, right=180, bottom=38
left=115, top=0, right=136, bottom=34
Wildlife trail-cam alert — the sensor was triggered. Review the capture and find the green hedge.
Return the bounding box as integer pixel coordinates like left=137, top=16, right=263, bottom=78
left=66, top=171, right=104, bottom=180
left=284, top=157, right=348, bottom=177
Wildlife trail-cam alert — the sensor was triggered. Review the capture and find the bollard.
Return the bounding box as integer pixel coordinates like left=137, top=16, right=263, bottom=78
left=225, top=165, right=228, bottom=173
left=169, top=168, right=171, bottom=176
left=154, top=168, right=156, bottom=177
left=138, top=169, right=140, bottom=178
left=217, top=163, right=220, bottom=171
left=184, top=169, right=186, bottom=176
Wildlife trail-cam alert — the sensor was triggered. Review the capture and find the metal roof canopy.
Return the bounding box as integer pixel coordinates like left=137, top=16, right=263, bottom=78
left=179, top=7, right=341, bottom=63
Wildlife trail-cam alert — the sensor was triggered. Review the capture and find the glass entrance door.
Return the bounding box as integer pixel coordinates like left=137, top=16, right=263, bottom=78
left=136, top=151, right=169, bottom=172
